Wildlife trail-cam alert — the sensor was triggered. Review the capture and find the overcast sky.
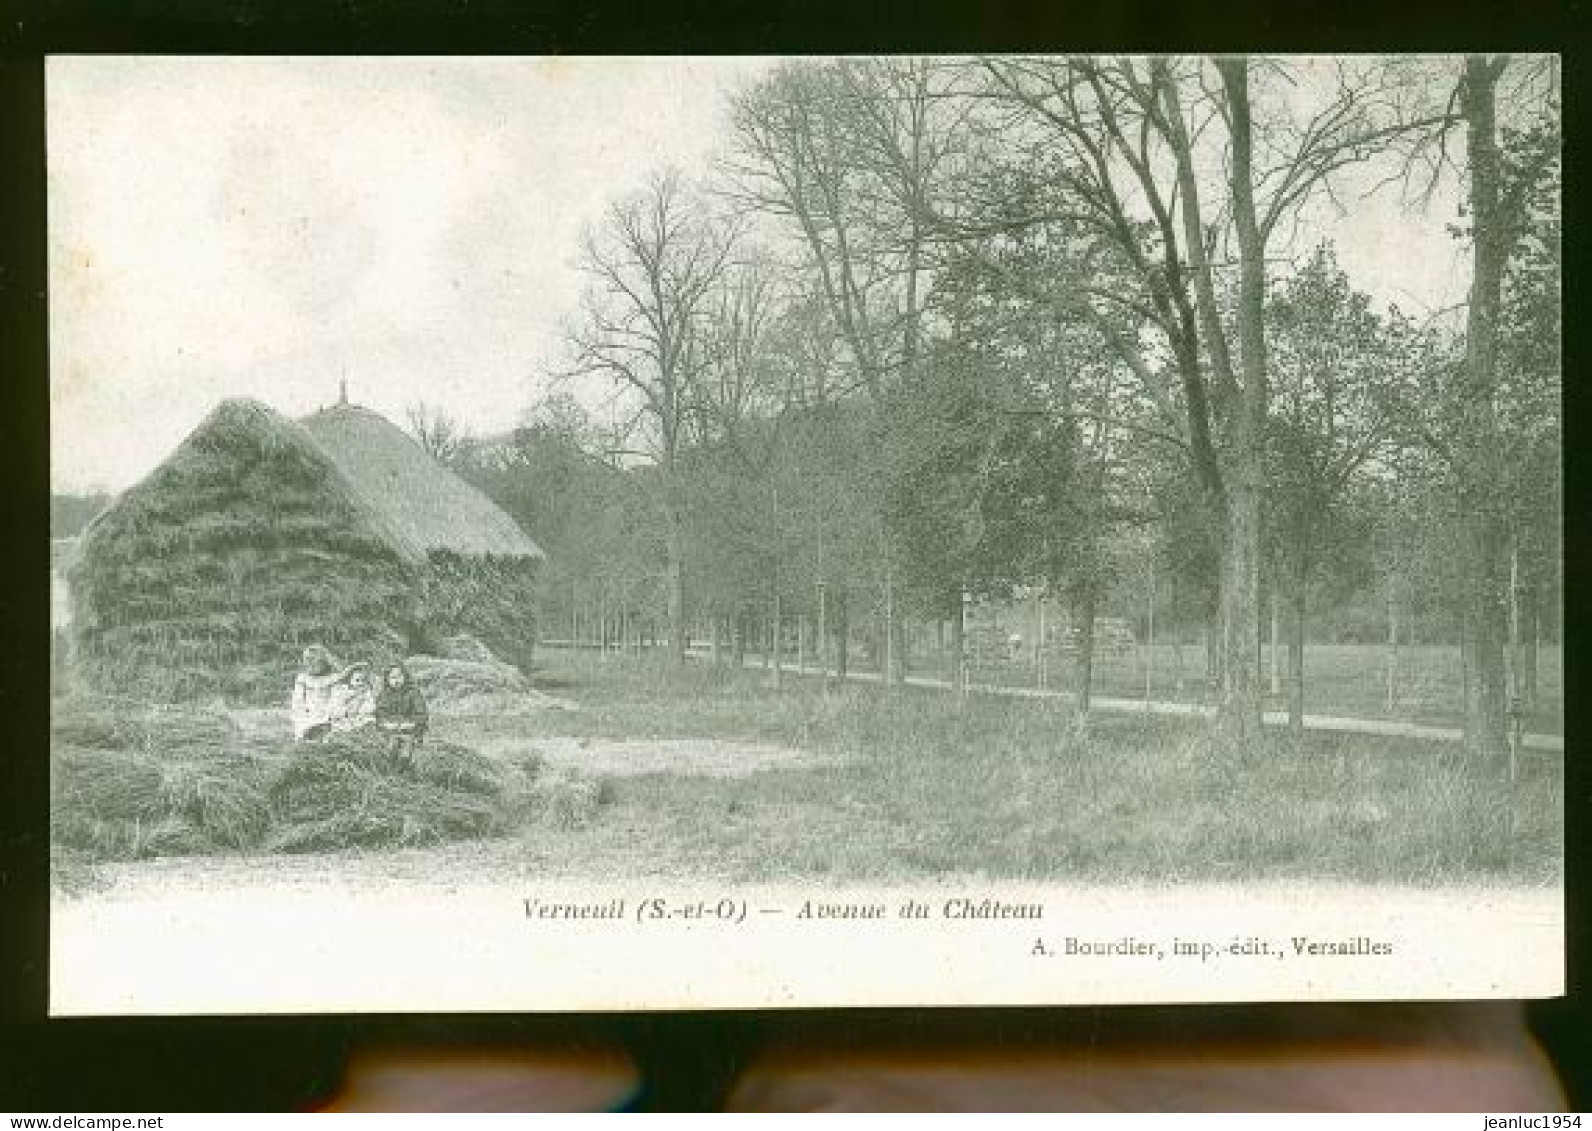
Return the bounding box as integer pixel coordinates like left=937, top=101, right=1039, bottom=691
left=48, top=56, right=1470, bottom=495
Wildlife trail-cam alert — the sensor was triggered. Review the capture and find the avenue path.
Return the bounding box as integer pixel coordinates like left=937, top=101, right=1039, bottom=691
left=541, top=640, right=1565, bottom=753
left=821, top=666, right=1564, bottom=753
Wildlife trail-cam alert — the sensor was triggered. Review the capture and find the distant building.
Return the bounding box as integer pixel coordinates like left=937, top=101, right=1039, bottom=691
left=963, top=596, right=1136, bottom=666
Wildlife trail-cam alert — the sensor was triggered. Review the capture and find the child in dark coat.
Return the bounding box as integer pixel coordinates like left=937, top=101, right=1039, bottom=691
left=374, top=662, right=428, bottom=763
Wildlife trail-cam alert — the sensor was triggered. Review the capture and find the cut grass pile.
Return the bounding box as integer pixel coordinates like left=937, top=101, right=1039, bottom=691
left=408, top=654, right=579, bottom=717
left=261, top=735, right=507, bottom=853
left=51, top=697, right=248, bottom=757
left=51, top=693, right=608, bottom=865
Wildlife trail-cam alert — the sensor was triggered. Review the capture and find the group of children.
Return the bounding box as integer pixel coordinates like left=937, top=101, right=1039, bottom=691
left=290, top=644, right=429, bottom=756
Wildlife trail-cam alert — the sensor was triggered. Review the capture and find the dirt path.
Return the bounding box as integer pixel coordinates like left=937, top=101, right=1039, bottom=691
left=230, top=706, right=838, bottom=778
left=545, top=643, right=1562, bottom=751
left=783, top=663, right=1566, bottom=753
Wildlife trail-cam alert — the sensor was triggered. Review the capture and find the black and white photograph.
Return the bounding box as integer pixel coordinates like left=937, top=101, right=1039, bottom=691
left=47, top=54, right=1562, bottom=1014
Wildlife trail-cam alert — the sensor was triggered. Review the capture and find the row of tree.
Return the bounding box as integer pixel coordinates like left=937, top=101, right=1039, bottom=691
left=429, top=55, right=1559, bottom=774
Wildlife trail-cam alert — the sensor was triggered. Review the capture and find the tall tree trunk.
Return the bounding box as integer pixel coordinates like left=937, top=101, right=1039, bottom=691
left=1506, top=530, right=1524, bottom=773
left=1033, top=590, right=1045, bottom=684
left=733, top=610, right=746, bottom=669
left=1144, top=562, right=1155, bottom=707
left=1214, top=56, right=1268, bottom=746
left=772, top=591, right=783, bottom=689
left=1269, top=590, right=1282, bottom=696
left=1289, top=575, right=1306, bottom=737
left=1458, top=606, right=1468, bottom=712
left=1456, top=54, right=1511, bottom=773
left=834, top=590, right=849, bottom=680
left=1385, top=583, right=1400, bottom=716
left=817, top=584, right=829, bottom=682
left=1461, top=529, right=1509, bottom=766
left=1203, top=586, right=1222, bottom=694
left=1037, top=593, right=1049, bottom=691
left=1074, top=587, right=1098, bottom=718
left=883, top=566, right=902, bottom=686
left=948, top=589, right=966, bottom=690
left=663, top=495, right=686, bottom=667
left=1168, top=575, right=1183, bottom=693
left=890, top=615, right=908, bottom=683
left=1523, top=585, right=1539, bottom=706
left=1213, top=367, right=1265, bottom=741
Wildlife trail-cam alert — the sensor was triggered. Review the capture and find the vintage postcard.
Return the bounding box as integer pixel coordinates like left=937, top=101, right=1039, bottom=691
left=47, top=55, right=1562, bottom=1015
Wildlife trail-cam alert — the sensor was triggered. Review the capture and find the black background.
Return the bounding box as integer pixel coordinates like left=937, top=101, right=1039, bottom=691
left=1, top=0, right=1585, bottom=1111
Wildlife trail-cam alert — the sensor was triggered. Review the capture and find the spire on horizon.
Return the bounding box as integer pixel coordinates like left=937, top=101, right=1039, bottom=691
left=339, top=376, right=349, bottom=406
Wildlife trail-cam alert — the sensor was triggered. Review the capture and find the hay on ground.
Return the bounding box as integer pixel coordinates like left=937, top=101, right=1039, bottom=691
left=52, top=695, right=243, bottom=757
left=51, top=843, right=109, bottom=896
left=52, top=740, right=271, bottom=859
left=52, top=813, right=213, bottom=862
left=412, top=741, right=511, bottom=795
left=53, top=748, right=168, bottom=822
left=430, top=632, right=503, bottom=665
left=51, top=693, right=603, bottom=862
left=407, top=655, right=579, bottom=716
left=264, top=734, right=506, bottom=853
left=408, top=654, right=530, bottom=695
left=157, top=757, right=272, bottom=848
left=521, top=768, right=612, bottom=830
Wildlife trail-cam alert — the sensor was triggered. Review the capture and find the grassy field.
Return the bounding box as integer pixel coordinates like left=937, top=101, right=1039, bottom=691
left=823, top=642, right=1564, bottom=736
left=476, top=650, right=1559, bottom=886
left=54, top=649, right=1562, bottom=891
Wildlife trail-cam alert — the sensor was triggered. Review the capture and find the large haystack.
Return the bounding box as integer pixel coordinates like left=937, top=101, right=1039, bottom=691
left=70, top=400, right=417, bottom=700
left=69, top=397, right=545, bottom=701
left=302, top=403, right=545, bottom=669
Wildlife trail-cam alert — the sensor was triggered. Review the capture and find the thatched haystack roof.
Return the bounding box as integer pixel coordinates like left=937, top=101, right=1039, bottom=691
left=74, top=398, right=413, bottom=590
left=301, top=404, right=544, bottom=562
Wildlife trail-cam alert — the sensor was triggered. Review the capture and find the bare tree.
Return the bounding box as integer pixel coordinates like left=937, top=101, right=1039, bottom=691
left=694, top=252, right=783, bottom=450
left=406, top=402, right=465, bottom=463
left=724, top=59, right=975, bottom=684
left=723, top=62, right=887, bottom=399
left=565, top=170, right=739, bottom=665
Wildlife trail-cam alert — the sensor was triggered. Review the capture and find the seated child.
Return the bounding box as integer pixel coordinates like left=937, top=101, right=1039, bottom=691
left=291, top=644, right=345, bottom=742
left=328, top=663, right=377, bottom=734
left=374, top=662, right=428, bottom=761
